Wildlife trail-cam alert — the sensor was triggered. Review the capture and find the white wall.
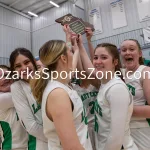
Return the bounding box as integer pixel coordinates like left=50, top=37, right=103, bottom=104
left=0, top=0, right=86, bottom=65
left=85, top=0, right=150, bottom=41
left=0, top=6, right=31, bottom=65
left=75, top=0, right=85, bottom=9
left=32, top=1, right=75, bottom=56
left=31, top=0, right=150, bottom=55
left=1, top=0, right=149, bottom=64
left=83, top=0, right=150, bottom=59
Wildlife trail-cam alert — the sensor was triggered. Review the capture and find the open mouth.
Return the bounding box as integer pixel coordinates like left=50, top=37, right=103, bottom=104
left=125, top=58, right=133, bottom=62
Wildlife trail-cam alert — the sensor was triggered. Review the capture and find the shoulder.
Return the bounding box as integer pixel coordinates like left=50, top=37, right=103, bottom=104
left=11, top=81, right=26, bottom=96
left=142, top=66, right=150, bottom=72
left=44, top=81, right=70, bottom=99
left=109, top=83, right=127, bottom=92
left=106, top=78, right=128, bottom=94
left=47, top=88, right=71, bottom=107
left=106, top=83, right=131, bottom=104
left=44, top=81, right=65, bottom=96
left=11, top=81, right=21, bottom=89
left=141, top=66, right=150, bottom=80
left=49, top=88, right=68, bottom=97
left=138, top=65, right=147, bottom=72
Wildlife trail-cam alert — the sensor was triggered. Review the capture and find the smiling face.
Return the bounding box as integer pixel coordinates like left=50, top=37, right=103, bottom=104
left=14, top=54, right=35, bottom=81
left=93, top=47, right=117, bottom=79
left=0, top=68, right=12, bottom=92
left=120, top=40, right=142, bottom=71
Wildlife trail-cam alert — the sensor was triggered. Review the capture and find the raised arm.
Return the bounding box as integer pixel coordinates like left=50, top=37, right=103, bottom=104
left=11, top=82, right=47, bottom=142
left=46, top=88, right=84, bottom=150
left=104, top=84, right=130, bottom=150
left=85, top=27, right=95, bottom=60
left=71, top=36, right=79, bottom=72
left=63, top=25, right=79, bottom=74
left=78, top=34, right=94, bottom=76
left=77, top=35, right=100, bottom=88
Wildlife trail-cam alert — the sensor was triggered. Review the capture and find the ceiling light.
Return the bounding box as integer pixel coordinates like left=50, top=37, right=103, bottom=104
left=49, top=1, right=60, bottom=8
left=28, top=11, right=38, bottom=17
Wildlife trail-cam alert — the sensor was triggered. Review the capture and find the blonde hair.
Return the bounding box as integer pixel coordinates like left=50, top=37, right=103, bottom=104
left=30, top=40, right=67, bottom=103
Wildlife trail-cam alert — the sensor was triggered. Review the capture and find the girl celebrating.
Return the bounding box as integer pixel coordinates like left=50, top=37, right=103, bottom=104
left=31, top=36, right=92, bottom=150
left=92, top=43, right=137, bottom=150
left=120, top=39, right=150, bottom=150
left=10, top=48, right=48, bottom=150
left=0, top=65, right=28, bottom=150
left=78, top=35, right=138, bottom=150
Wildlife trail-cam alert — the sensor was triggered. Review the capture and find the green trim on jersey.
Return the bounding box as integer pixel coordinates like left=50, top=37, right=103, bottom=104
left=80, top=90, right=98, bottom=117
left=32, top=103, right=41, bottom=114
left=94, top=115, right=99, bottom=133
left=94, top=100, right=102, bottom=133
left=0, top=121, right=12, bottom=150
left=81, top=107, right=88, bottom=125
left=81, top=91, right=98, bottom=102
left=89, top=101, right=95, bottom=115
left=21, top=121, right=36, bottom=150
left=126, top=84, right=135, bottom=96
left=28, top=135, right=36, bottom=150
left=146, top=118, right=150, bottom=126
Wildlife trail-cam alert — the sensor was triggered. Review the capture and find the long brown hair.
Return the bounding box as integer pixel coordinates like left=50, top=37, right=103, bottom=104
left=9, top=48, right=37, bottom=72
left=94, top=43, right=124, bottom=81
left=30, top=40, right=67, bottom=103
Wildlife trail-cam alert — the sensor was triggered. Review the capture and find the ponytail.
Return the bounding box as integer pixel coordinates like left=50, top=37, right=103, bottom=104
left=31, top=40, right=67, bottom=103
left=30, top=70, right=50, bottom=104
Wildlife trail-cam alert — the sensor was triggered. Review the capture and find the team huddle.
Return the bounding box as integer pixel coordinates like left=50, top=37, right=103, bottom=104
left=0, top=25, right=150, bottom=150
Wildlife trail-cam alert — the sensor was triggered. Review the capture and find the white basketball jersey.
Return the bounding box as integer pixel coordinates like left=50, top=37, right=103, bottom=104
left=125, top=65, right=150, bottom=128
left=72, top=84, right=98, bottom=124
left=11, top=81, right=48, bottom=150
left=95, top=77, right=134, bottom=150
left=42, top=80, right=92, bottom=150
left=0, top=93, right=28, bottom=150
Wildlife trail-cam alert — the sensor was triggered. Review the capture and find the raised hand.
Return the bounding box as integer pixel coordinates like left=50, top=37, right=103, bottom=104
left=63, top=25, right=77, bottom=42
left=71, top=36, right=79, bottom=53
left=85, top=27, right=93, bottom=41
left=77, top=34, right=83, bottom=47
left=63, top=25, right=72, bottom=38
